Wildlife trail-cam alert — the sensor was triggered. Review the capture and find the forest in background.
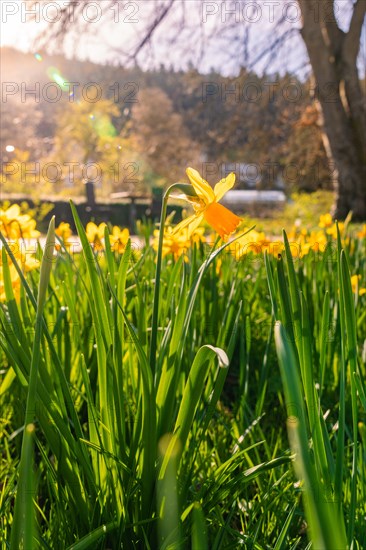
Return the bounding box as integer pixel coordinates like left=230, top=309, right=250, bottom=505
left=2, top=46, right=354, bottom=198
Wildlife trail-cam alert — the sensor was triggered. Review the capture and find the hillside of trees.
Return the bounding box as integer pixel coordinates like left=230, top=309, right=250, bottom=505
left=1, top=47, right=334, bottom=198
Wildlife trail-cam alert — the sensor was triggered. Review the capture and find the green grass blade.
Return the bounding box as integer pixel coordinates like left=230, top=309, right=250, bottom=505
left=335, top=224, right=346, bottom=507
left=11, top=217, right=55, bottom=550
left=159, top=345, right=229, bottom=478
left=283, top=229, right=302, bottom=365
left=274, top=321, right=347, bottom=550
left=191, top=503, right=208, bottom=550
left=340, top=250, right=359, bottom=544
left=264, top=251, right=279, bottom=319
left=319, top=291, right=330, bottom=395
left=9, top=424, right=36, bottom=550
left=67, top=522, right=118, bottom=550
left=157, top=434, right=182, bottom=549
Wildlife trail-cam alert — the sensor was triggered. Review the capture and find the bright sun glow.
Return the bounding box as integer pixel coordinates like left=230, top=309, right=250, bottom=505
left=0, top=4, right=42, bottom=50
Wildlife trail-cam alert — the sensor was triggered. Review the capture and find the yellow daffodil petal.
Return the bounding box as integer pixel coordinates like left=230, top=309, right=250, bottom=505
left=3, top=204, right=21, bottom=219
left=357, top=225, right=366, bottom=239
left=213, top=172, right=236, bottom=202
left=97, top=223, right=107, bottom=237
left=319, top=213, right=333, bottom=228
left=121, top=228, right=130, bottom=241
left=204, top=203, right=241, bottom=239
left=186, top=167, right=215, bottom=204
left=172, top=213, right=204, bottom=238
left=86, top=221, right=97, bottom=234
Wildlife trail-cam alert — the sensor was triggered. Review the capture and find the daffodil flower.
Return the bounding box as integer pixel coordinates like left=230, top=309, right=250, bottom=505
left=110, top=226, right=130, bottom=254
left=0, top=203, right=40, bottom=240
left=153, top=225, right=205, bottom=261
left=357, top=224, right=366, bottom=239
left=318, top=213, right=333, bottom=228
left=173, top=168, right=241, bottom=239
left=56, top=222, right=72, bottom=242
left=351, top=275, right=366, bottom=296
left=86, top=222, right=107, bottom=251
left=231, top=230, right=271, bottom=260
left=55, top=222, right=73, bottom=250
left=0, top=244, right=39, bottom=302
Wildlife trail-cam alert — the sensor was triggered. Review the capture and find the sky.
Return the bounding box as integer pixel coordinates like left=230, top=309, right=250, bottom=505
left=0, top=1, right=365, bottom=77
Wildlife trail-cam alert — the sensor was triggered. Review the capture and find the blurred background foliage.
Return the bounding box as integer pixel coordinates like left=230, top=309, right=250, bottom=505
left=1, top=47, right=338, bottom=199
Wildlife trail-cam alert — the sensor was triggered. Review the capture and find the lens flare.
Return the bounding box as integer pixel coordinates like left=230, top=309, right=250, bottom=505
left=94, top=115, right=117, bottom=137
left=46, top=67, right=69, bottom=91
left=88, top=113, right=116, bottom=138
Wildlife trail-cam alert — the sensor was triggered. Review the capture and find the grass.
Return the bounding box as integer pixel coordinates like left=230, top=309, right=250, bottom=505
left=0, top=200, right=365, bottom=549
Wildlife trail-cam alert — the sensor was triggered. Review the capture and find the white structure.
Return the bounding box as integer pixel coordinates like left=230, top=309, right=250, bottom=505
left=201, top=162, right=286, bottom=190
left=221, top=190, right=286, bottom=212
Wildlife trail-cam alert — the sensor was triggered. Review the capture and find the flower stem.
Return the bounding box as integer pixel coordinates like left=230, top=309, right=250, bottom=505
left=149, top=184, right=192, bottom=375
left=149, top=191, right=169, bottom=376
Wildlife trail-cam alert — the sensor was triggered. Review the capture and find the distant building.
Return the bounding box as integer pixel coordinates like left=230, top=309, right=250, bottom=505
left=220, top=162, right=285, bottom=190
left=221, top=189, right=287, bottom=215
left=199, top=161, right=285, bottom=190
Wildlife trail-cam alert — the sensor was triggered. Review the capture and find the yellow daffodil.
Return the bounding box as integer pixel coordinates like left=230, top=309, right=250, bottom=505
left=190, top=227, right=206, bottom=245
left=299, top=230, right=328, bottom=255
left=0, top=203, right=40, bottom=240
left=351, top=275, right=366, bottom=296
left=356, top=225, right=366, bottom=239
left=0, top=264, right=21, bottom=302
left=287, top=227, right=308, bottom=243
left=0, top=245, right=39, bottom=302
left=173, top=168, right=241, bottom=239
left=326, top=222, right=344, bottom=239
left=55, top=222, right=73, bottom=250
left=0, top=242, right=39, bottom=272
left=215, top=258, right=223, bottom=276
left=153, top=227, right=189, bottom=261
left=56, top=222, right=72, bottom=242
left=153, top=226, right=205, bottom=261
left=110, top=226, right=130, bottom=254
left=86, top=222, right=106, bottom=251
left=318, top=213, right=333, bottom=228
left=230, top=230, right=270, bottom=260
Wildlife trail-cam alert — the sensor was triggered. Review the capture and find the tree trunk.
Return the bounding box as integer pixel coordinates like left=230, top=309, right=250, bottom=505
left=298, top=0, right=366, bottom=220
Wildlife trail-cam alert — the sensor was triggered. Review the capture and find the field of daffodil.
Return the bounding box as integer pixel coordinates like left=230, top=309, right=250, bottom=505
left=1, top=169, right=365, bottom=549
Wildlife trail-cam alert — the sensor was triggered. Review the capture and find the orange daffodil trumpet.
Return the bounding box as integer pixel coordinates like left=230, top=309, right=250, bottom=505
left=172, top=168, right=241, bottom=239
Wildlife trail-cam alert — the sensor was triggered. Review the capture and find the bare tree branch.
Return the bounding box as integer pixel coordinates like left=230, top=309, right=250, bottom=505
left=343, top=0, right=366, bottom=62
left=128, top=0, right=175, bottom=61
left=248, top=27, right=299, bottom=71
left=323, top=0, right=344, bottom=57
